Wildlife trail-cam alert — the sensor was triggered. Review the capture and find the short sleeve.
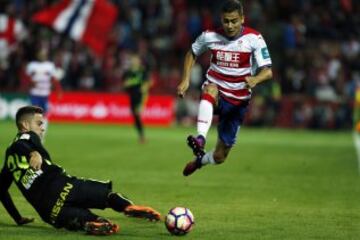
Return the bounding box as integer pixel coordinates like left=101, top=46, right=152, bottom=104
left=191, top=32, right=208, bottom=56
left=14, top=132, right=41, bottom=157
left=252, top=34, right=272, bottom=68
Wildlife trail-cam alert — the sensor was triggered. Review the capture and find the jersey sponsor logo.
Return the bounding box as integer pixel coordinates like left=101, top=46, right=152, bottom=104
left=211, top=49, right=251, bottom=69
left=261, top=47, right=270, bottom=59
left=50, top=182, right=73, bottom=224
left=216, top=50, right=240, bottom=62
left=217, top=61, right=241, bottom=68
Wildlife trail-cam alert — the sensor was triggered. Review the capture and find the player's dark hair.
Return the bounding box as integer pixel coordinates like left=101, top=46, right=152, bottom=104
left=15, top=106, right=44, bottom=129
left=221, top=0, right=243, bottom=15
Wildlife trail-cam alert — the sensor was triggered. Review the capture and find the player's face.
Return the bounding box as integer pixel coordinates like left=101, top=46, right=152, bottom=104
left=221, top=11, right=244, bottom=38
left=37, top=49, right=48, bottom=61
left=28, top=113, right=45, bottom=140
left=130, top=55, right=141, bottom=70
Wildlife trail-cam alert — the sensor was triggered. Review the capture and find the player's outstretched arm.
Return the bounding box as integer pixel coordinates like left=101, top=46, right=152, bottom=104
left=177, top=50, right=197, bottom=98
left=0, top=188, right=35, bottom=226
left=0, top=168, right=35, bottom=226
left=16, top=217, right=35, bottom=226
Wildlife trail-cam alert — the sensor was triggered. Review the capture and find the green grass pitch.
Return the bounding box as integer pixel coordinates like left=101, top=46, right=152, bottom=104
left=0, top=121, right=359, bottom=239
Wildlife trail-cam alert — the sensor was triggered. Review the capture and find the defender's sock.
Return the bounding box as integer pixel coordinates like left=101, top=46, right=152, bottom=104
left=107, top=193, right=133, bottom=212
left=133, top=113, right=144, bottom=137
left=197, top=94, right=215, bottom=138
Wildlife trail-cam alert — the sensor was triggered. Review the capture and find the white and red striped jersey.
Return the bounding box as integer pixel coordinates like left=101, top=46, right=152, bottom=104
left=192, top=27, right=272, bottom=104
left=26, top=61, right=58, bottom=97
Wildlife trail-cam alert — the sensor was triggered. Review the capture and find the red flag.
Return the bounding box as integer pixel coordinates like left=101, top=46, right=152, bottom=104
left=32, top=0, right=118, bottom=57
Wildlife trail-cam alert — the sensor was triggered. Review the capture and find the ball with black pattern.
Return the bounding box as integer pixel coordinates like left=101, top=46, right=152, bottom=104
left=165, top=207, right=194, bottom=236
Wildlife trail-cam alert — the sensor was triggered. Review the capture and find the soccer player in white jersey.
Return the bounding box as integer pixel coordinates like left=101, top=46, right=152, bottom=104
left=26, top=48, right=63, bottom=132
left=177, top=0, right=273, bottom=176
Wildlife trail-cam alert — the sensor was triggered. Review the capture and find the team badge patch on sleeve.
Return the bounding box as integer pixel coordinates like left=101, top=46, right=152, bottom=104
left=261, top=47, right=270, bottom=59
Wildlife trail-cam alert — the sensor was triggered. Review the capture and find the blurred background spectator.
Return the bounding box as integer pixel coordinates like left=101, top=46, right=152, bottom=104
left=0, top=0, right=359, bottom=129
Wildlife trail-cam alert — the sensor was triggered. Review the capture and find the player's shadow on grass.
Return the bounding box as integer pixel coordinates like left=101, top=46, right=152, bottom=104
left=0, top=222, right=50, bottom=231
left=118, top=232, right=171, bottom=239
left=110, top=217, right=169, bottom=238
left=0, top=222, right=169, bottom=238
left=0, top=223, right=78, bottom=237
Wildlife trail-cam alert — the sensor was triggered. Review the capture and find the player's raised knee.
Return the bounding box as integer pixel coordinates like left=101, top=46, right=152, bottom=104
left=203, top=84, right=218, bottom=99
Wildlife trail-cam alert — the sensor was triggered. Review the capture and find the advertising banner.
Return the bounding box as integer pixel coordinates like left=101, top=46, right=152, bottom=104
left=48, top=92, right=175, bottom=125
left=0, top=93, right=30, bottom=120
left=0, top=92, right=175, bottom=126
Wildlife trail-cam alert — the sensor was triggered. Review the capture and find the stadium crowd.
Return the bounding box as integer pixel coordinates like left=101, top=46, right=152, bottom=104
left=0, top=0, right=359, bottom=129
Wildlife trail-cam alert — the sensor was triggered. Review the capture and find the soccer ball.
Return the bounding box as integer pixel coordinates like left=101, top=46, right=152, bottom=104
left=165, top=207, right=194, bottom=236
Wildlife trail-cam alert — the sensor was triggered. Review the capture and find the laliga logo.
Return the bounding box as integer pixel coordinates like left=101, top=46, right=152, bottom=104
left=91, top=103, right=109, bottom=119
left=0, top=97, right=29, bottom=120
